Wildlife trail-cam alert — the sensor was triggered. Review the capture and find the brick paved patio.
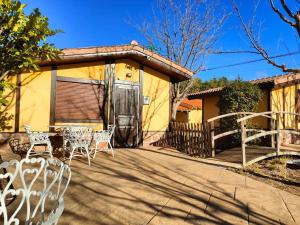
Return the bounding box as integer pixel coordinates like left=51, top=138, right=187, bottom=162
left=2, top=146, right=300, bottom=224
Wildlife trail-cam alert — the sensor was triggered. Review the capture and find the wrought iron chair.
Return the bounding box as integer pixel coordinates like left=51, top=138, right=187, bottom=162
left=66, top=127, right=93, bottom=166
left=8, top=138, right=31, bottom=159
left=92, top=125, right=115, bottom=158
left=24, top=125, right=53, bottom=159
left=0, top=157, right=71, bottom=225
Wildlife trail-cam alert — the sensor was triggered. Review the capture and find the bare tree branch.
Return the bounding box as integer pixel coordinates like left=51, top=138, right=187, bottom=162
left=231, top=0, right=300, bottom=73
left=270, top=0, right=295, bottom=26
left=135, top=0, right=229, bottom=120
left=270, top=0, right=300, bottom=37
left=280, top=0, right=295, bottom=18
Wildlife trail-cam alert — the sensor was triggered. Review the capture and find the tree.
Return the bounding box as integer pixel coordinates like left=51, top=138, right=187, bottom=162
left=189, top=76, right=231, bottom=93
left=231, top=0, right=300, bottom=73
left=219, top=79, right=263, bottom=148
left=137, top=0, right=228, bottom=120
left=0, top=0, right=61, bottom=130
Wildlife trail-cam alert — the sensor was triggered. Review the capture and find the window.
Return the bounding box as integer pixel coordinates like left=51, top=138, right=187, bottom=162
left=55, top=79, right=104, bottom=122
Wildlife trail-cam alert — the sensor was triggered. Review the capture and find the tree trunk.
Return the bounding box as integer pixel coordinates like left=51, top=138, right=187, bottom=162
left=171, top=98, right=182, bottom=121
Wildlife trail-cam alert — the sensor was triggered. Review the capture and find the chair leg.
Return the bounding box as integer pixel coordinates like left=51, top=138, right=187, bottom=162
left=108, top=142, right=114, bottom=157
left=47, top=143, right=53, bottom=158
left=93, top=142, right=99, bottom=159
left=85, top=146, right=91, bottom=166
left=68, top=147, right=76, bottom=166
left=26, top=145, right=34, bottom=159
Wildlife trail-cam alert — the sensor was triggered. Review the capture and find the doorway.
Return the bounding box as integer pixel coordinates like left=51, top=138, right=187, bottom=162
left=112, top=80, right=140, bottom=147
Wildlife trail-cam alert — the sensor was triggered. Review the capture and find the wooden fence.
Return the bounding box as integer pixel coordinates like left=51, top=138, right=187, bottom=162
left=153, top=122, right=212, bottom=157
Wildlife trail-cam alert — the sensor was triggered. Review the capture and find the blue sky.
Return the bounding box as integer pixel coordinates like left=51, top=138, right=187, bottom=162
left=23, top=0, right=300, bottom=81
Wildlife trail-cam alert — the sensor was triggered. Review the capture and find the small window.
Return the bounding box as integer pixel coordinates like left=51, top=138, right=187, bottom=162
left=55, top=80, right=104, bottom=122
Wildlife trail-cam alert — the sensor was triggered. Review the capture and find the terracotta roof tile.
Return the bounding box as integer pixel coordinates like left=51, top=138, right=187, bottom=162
left=189, top=73, right=300, bottom=97
left=177, top=98, right=202, bottom=111
left=59, top=44, right=194, bottom=77
left=188, top=87, right=224, bottom=96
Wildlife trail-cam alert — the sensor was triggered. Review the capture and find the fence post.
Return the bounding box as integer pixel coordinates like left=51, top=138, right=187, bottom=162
left=241, top=120, right=246, bottom=167
left=271, top=118, right=275, bottom=148
left=210, top=121, right=215, bottom=157
left=276, top=113, right=281, bottom=155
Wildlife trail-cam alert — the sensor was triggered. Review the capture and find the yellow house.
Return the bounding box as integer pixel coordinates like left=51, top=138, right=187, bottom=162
left=189, top=73, right=300, bottom=132
left=3, top=42, right=193, bottom=147
left=176, top=98, right=202, bottom=123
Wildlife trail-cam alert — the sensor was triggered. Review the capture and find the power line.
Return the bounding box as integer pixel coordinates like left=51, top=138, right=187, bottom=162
left=202, top=51, right=300, bottom=71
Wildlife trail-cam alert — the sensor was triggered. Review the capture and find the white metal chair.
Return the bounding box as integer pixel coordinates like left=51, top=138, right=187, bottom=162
left=24, top=125, right=53, bottom=159
left=0, top=157, right=71, bottom=225
left=92, top=125, right=115, bottom=158
left=66, top=127, right=93, bottom=166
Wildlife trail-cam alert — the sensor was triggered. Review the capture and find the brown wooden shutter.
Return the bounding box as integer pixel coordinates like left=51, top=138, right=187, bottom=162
left=55, top=81, right=104, bottom=122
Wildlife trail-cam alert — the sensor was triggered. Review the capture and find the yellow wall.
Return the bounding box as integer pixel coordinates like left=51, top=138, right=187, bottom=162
left=176, top=109, right=202, bottom=124
left=271, top=87, right=285, bottom=129
left=143, top=66, right=170, bottom=131
left=203, top=95, right=220, bottom=125
left=57, top=61, right=105, bottom=80
left=284, top=85, right=296, bottom=128
left=2, top=76, right=17, bottom=132
left=4, top=59, right=172, bottom=134
left=19, top=68, right=52, bottom=131
left=189, top=109, right=202, bottom=123
left=115, top=59, right=140, bottom=83
left=252, top=89, right=269, bottom=129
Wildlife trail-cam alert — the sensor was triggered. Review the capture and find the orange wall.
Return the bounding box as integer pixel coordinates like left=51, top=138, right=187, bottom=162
left=252, top=89, right=269, bottom=129
left=176, top=111, right=189, bottom=122
left=203, top=95, right=220, bottom=125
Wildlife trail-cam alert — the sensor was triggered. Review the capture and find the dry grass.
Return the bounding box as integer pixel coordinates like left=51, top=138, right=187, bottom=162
left=233, top=156, right=300, bottom=196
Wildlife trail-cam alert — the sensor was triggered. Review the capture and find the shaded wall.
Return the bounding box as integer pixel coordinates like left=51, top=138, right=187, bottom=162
left=203, top=95, right=220, bottom=126
left=176, top=111, right=189, bottom=122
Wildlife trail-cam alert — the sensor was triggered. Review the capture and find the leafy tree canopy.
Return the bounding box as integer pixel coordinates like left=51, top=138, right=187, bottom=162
left=189, top=76, right=231, bottom=93
left=0, top=0, right=61, bottom=80
left=0, top=0, right=61, bottom=130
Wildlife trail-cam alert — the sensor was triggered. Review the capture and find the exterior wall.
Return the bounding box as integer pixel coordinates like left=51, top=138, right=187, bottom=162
left=2, top=76, right=17, bottom=132
left=271, top=87, right=284, bottom=128
left=203, top=95, right=220, bottom=125
left=271, top=85, right=298, bottom=129
left=176, top=110, right=202, bottom=123
left=57, top=61, right=105, bottom=80
left=189, top=109, right=202, bottom=123
left=2, top=59, right=173, bottom=147
left=142, top=66, right=170, bottom=133
left=176, top=111, right=189, bottom=122
left=284, top=84, right=296, bottom=129
left=115, top=59, right=139, bottom=83
left=19, top=68, right=52, bottom=131
left=252, top=89, right=269, bottom=129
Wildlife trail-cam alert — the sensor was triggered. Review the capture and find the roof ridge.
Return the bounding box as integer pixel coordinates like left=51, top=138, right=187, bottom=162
left=61, top=44, right=194, bottom=74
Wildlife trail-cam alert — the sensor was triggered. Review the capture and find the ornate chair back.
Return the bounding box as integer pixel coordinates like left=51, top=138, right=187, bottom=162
left=24, top=125, right=53, bottom=158
left=68, top=127, right=93, bottom=147
left=93, top=125, right=115, bottom=143
left=0, top=158, right=71, bottom=225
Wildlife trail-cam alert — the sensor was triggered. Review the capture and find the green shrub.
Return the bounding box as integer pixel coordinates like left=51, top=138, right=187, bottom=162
left=219, top=79, right=262, bottom=148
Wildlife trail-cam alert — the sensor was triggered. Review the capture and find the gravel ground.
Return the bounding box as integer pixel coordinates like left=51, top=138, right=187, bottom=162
left=230, top=156, right=300, bottom=196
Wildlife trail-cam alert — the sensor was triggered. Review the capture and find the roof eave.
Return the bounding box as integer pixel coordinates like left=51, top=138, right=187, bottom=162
left=39, top=48, right=193, bottom=82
